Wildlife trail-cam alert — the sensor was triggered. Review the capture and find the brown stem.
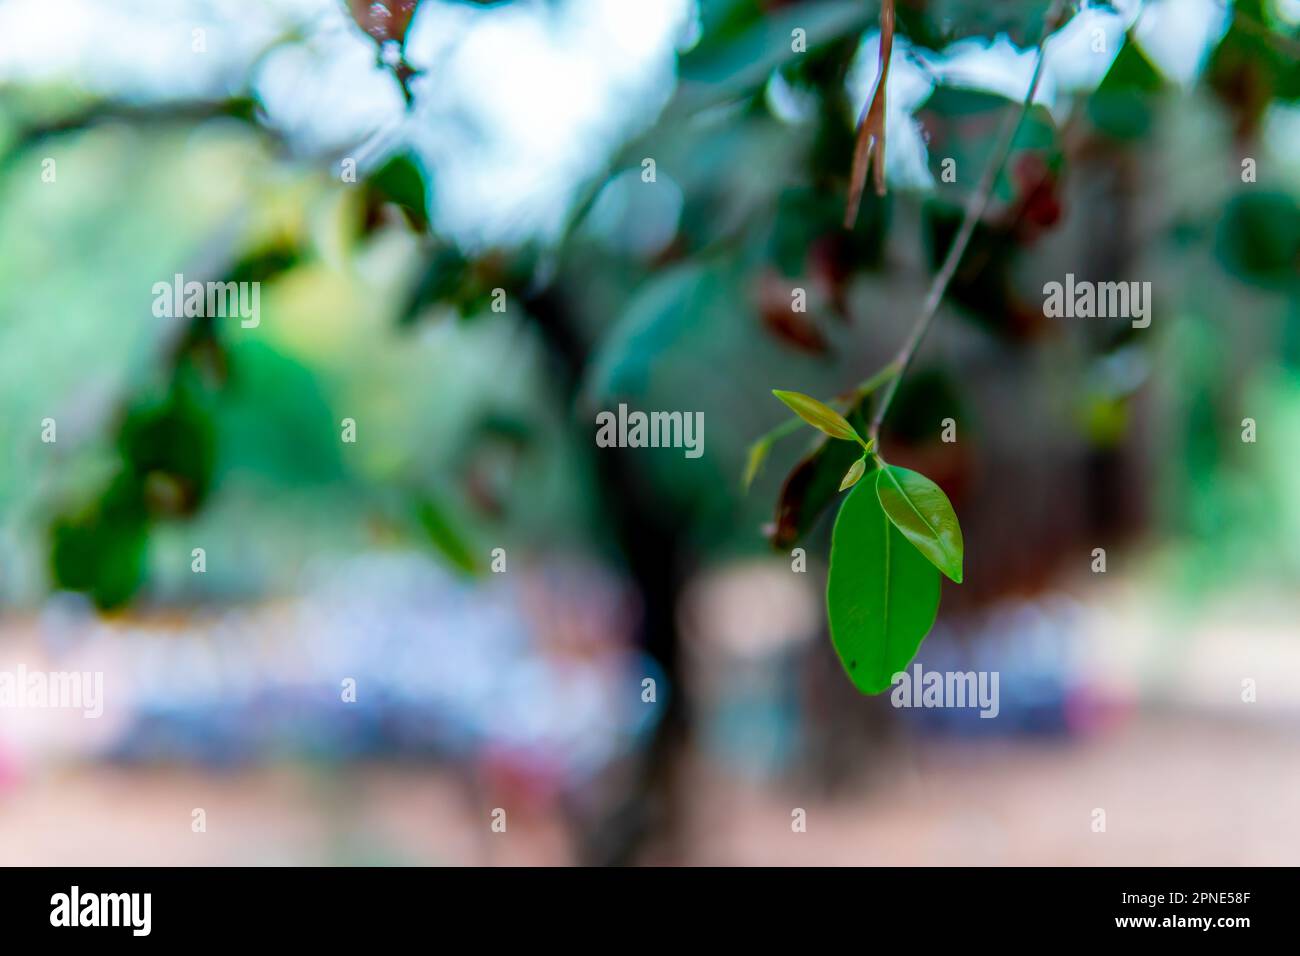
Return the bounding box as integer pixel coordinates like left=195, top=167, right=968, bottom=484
left=844, top=0, right=895, bottom=228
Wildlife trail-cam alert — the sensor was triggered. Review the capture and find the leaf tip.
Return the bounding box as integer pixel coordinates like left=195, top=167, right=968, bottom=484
left=742, top=438, right=770, bottom=492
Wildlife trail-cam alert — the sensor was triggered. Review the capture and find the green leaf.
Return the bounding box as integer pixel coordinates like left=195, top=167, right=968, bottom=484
left=827, top=479, right=941, bottom=695
left=1215, top=191, right=1300, bottom=288
left=587, top=263, right=713, bottom=399
left=1087, top=37, right=1164, bottom=141
left=678, top=0, right=869, bottom=102
left=400, top=245, right=469, bottom=325
left=771, top=389, right=862, bottom=444
left=416, top=495, right=480, bottom=575
left=895, top=0, right=1055, bottom=50
left=875, top=465, right=964, bottom=583
left=839, top=456, right=867, bottom=491
left=742, top=436, right=772, bottom=491
left=48, top=471, right=149, bottom=610
left=919, top=87, right=1060, bottom=204
left=1205, top=4, right=1300, bottom=132
left=366, top=150, right=430, bottom=231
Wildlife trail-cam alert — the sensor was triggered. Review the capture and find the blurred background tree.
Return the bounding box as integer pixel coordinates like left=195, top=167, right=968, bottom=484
left=1, top=0, right=1298, bottom=863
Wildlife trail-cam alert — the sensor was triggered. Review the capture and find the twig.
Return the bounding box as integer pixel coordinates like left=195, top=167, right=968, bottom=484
left=867, top=0, right=1069, bottom=445
left=839, top=359, right=902, bottom=405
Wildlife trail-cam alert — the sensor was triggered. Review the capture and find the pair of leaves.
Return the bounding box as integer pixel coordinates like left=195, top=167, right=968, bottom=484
left=827, top=465, right=962, bottom=694
left=767, top=388, right=964, bottom=695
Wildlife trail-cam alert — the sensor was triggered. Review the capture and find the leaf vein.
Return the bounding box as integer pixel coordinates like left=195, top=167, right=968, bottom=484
left=884, top=467, right=942, bottom=543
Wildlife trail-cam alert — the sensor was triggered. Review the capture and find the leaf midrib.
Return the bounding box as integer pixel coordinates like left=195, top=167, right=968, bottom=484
left=882, top=466, right=944, bottom=546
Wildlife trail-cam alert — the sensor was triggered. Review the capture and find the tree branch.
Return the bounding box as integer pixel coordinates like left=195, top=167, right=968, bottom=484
left=867, top=0, right=1070, bottom=446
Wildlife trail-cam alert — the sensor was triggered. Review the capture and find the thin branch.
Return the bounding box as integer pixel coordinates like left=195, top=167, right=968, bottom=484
left=839, top=359, right=902, bottom=405
left=867, top=0, right=1069, bottom=445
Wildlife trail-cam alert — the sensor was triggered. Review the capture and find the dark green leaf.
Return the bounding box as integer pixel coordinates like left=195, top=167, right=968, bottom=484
left=895, top=0, right=1054, bottom=50
left=920, top=87, right=1059, bottom=203
left=1087, top=37, right=1164, bottom=141
left=1205, top=4, right=1300, bottom=138
left=117, top=384, right=217, bottom=515
left=827, top=478, right=941, bottom=694
left=366, top=151, right=430, bottom=231
left=399, top=245, right=469, bottom=324
left=677, top=0, right=869, bottom=101
left=1215, top=191, right=1300, bottom=288
left=48, top=472, right=149, bottom=610
left=416, top=495, right=479, bottom=575
left=225, top=242, right=299, bottom=286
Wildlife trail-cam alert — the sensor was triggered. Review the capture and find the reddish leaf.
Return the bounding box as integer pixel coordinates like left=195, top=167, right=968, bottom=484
left=769, top=402, right=871, bottom=549
left=348, top=1, right=421, bottom=47
left=845, top=0, right=894, bottom=228
left=758, top=273, right=830, bottom=355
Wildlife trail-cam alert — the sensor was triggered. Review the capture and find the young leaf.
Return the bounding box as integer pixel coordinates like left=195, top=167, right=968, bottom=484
left=772, top=389, right=862, bottom=444
left=839, top=456, right=868, bottom=491
left=827, top=479, right=940, bottom=695
left=875, top=464, right=964, bottom=583
left=742, top=437, right=772, bottom=491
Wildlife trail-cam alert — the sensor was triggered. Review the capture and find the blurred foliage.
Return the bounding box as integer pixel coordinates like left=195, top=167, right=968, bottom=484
left=894, top=0, right=1057, bottom=49
left=1087, top=33, right=1164, bottom=140
left=1, top=0, right=1298, bottom=611
left=1205, top=0, right=1300, bottom=138
left=1215, top=190, right=1300, bottom=286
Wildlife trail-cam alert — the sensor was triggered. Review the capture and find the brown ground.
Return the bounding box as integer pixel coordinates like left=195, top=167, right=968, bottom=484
left=3, top=713, right=1295, bottom=866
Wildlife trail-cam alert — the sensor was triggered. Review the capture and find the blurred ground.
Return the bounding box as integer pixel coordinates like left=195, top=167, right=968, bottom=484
left=3, top=710, right=1296, bottom=866
left=674, top=713, right=1300, bottom=865
left=3, top=566, right=1299, bottom=866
